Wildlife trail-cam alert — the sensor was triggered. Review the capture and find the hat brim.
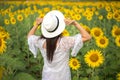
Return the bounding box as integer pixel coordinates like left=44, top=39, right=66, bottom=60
left=41, top=10, right=66, bottom=38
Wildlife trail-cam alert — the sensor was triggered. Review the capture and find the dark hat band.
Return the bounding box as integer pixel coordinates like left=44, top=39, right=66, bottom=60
left=48, top=16, right=59, bottom=33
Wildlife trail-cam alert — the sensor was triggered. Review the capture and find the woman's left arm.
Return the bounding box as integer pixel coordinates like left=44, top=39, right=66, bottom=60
left=27, top=18, right=43, bottom=38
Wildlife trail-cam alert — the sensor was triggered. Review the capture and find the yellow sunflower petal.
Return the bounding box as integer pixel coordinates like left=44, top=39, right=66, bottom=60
left=96, top=36, right=109, bottom=48
left=69, top=58, right=80, bottom=70
left=84, top=49, right=104, bottom=68
left=91, top=27, right=103, bottom=39
left=0, top=36, right=6, bottom=54
left=115, top=36, right=120, bottom=47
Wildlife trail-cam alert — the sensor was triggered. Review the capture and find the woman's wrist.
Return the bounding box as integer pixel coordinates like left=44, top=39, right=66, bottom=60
left=73, top=21, right=78, bottom=26
left=34, top=23, right=39, bottom=27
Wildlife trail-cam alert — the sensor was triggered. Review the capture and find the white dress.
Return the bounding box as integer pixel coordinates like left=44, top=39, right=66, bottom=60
left=28, top=34, right=83, bottom=80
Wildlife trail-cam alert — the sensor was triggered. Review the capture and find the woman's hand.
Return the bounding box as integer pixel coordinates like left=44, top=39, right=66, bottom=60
left=35, top=18, right=43, bottom=26
left=64, top=18, right=76, bottom=25
left=27, top=18, right=43, bottom=38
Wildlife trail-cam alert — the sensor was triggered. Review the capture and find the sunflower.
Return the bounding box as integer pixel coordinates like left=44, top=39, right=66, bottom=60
left=115, top=36, right=120, bottom=47
left=0, top=26, right=10, bottom=40
left=84, top=49, right=104, bottom=68
left=0, top=32, right=10, bottom=40
left=107, top=12, right=113, bottom=20
left=117, top=73, right=120, bottom=80
left=95, top=11, right=99, bottom=15
left=4, top=19, right=9, bottom=25
left=75, top=14, right=81, bottom=21
left=69, top=58, right=80, bottom=70
left=43, top=7, right=50, bottom=13
left=17, top=14, right=23, bottom=21
left=98, top=15, right=103, bottom=20
left=62, top=29, right=69, bottom=37
left=10, top=17, right=16, bottom=24
left=0, top=36, right=6, bottom=54
left=111, top=25, right=120, bottom=37
left=91, top=27, right=103, bottom=39
left=39, top=12, right=45, bottom=18
left=96, top=36, right=109, bottom=48
left=0, top=26, right=5, bottom=32
left=97, top=3, right=104, bottom=9
left=105, top=6, right=111, bottom=12
left=86, top=15, right=92, bottom=21
left=113, top=12, right=119, bottom=20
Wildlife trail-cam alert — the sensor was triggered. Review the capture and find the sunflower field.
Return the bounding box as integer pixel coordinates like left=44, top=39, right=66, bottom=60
left=0, top=0, right=120, bottom=80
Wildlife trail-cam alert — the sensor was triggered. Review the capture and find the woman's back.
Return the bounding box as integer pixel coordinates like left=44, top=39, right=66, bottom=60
left=28, top=34, right=83, bottom=80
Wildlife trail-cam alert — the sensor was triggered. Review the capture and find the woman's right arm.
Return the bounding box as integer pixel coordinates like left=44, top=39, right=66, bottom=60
left=64, top=19, right=91, bottom=42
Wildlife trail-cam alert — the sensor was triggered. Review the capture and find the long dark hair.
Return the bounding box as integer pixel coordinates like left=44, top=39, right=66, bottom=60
left=41, top=34, right=61, bottom=62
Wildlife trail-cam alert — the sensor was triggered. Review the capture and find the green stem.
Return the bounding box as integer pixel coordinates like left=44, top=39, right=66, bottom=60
left=91, top=68, right=95, bottom=80
left=77, top=69, right=79, bottom=80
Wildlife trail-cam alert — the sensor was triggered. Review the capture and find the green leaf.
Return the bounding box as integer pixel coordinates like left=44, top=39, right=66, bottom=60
left=73, top=76, right=78, bottom=80
left=14, top=72, right=36, bottom=80
left=91, top=76, right=99, bottom=80
left=80, top=77, right=88, bottom=80
left=86, top=68, right=92, bottom=74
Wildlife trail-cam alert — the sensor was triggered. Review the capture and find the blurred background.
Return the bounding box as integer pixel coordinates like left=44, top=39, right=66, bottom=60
left=0, top=0, right=120, bottom=80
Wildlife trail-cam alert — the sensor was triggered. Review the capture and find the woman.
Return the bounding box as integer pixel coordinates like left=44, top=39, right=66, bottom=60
left=27, top=10, right=91, bottom=80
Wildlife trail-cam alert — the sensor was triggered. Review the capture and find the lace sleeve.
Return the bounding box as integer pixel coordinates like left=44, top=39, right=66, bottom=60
left=70, top=34, right=83, bottom=57
left=27, top=35, right=39, bottom=58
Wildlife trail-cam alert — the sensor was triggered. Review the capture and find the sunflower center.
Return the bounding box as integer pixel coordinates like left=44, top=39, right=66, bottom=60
left=115, top=29, right=120, bottom=36
left=90, top=53, right=99, bottom=62
left=12, top=19, right=15, bottom=22
left=94, top=30, right=100, bottom=36
left=114, top=14, right=118, bottom=18
left=19, top=17, right=21, bottom=19
left=72, top=61, right=77, bottom=66
left=100, top=39, right=105, bottom=44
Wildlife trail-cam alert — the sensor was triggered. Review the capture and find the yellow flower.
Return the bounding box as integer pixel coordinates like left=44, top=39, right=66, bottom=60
left=39, top=12, right=45, bottom=18
left=71, top=12, right=76, bottom=20
left=8, top=12, right=14, bottom=17
left=96, top=36, right=109, bottom=48
left=117, top=73, right=120, bottom=80
left=10, top=17, right=16, bottom=25
left=111, top=25, right=120, bottom=37
left=69, top=58, right=80, bottom=70
left=115, top=36, right=120, bottom=47
left=92, top=7, right=96, bottom=12
left=86, top=16, right=92, bottom=21
left=91, top=27, right=103, bottom=39
left=62, top=29, right=69, bottom=37
left=75, top=14, right=81, bottom=21
left=95, top=11, right=99, bottom=15
left=105, top=6, right=111, bottom=12
left=98, top=15, right=103, bottom=20
left=84, top=49, right=104, bottom=68
left=0, top=32, right=10, bottom=40
left=97, top=2, right=104, bottom=9
left=0, top=26, right=5, bottom=32
left=113, top=12, right=119, bottom=20
left=107, top=12, right=113, bottom=20
left=0, top=36, right=6, bottom=54
left=17, top=14, right=23, bottom=21
left=4, top=19, right=9, bottom=25
left=43, top=7, right=50, bottom=13
left=0, top=26, right=10, bottom=40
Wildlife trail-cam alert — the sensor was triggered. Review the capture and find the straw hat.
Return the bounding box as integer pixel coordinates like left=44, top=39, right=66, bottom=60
left=41, top=10, right=65, bottom=38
